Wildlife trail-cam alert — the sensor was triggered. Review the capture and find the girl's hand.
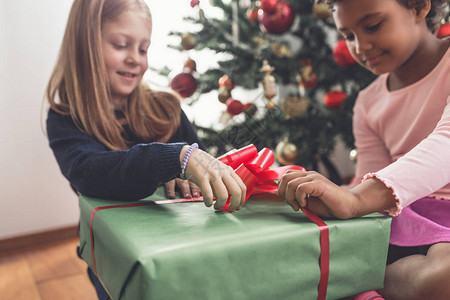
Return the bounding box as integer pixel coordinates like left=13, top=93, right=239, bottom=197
left=277, top=170, right=358, bottom=219
left=182, top=147, right=247, bottom=211
left=164, top=178, right=201, bottom=199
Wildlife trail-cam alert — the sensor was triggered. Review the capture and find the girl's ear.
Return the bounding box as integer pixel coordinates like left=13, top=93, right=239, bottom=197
left=413, top=0, right=431, bottom=22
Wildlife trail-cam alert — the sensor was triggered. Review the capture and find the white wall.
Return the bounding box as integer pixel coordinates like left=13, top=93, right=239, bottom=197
left=0, top=1, right=354, bottom=240
left=0, top=0, right=78, bottom=239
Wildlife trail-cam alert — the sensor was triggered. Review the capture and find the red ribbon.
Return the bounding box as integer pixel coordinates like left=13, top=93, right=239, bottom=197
left=89, top=144, right=329, bottom=299
left=218, top=144, right=258, bottom=169
left=300, top=207, right=330, bottom=300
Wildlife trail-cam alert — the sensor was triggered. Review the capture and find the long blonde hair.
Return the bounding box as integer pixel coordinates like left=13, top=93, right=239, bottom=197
left=46, top=0, right=181, bottom=150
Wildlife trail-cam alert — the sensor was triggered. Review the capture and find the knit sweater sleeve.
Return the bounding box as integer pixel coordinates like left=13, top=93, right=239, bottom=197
left=46, top=109, right=186, bottom=201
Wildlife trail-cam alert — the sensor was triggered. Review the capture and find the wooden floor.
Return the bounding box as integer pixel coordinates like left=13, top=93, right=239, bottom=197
left=0, top=237, right=98, bottom=300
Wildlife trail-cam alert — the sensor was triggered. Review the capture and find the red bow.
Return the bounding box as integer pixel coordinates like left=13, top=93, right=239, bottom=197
left=218, top=144, right=305, bottom=212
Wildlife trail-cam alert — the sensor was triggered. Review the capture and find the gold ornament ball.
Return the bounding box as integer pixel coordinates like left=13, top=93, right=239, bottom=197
left=181, top=33, right=196, bottom=50
left=281, top=96, right=310, bottom=118
left=312, top=2, right=331, bottom=20
left=218, top=86, right=231, bottom=103
left=272, top=43, right=292, bottom=58
left=276, top=140, right=299, bottom=165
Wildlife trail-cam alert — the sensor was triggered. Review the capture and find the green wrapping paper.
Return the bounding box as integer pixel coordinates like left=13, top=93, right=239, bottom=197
left=79, top=188, right=391, bottom=300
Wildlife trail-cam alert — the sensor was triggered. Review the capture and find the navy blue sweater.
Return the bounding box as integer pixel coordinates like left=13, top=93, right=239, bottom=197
left=46, top=109, right=202, bottom=201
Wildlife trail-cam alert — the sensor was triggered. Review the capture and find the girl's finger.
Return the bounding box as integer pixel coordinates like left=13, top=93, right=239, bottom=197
left=294, top=184, right=309, bottom=207
left=189, top=181, right=201, bottom=197
left=221, top=174, right=243, bottom=211
left=199, top=179, right=214, bottom=207
left=284, top=176, right=311, bottom=210
left=278, top=170, right=307, bottom=198
left=176, top=178, right=192, bottom=198
left=165, top=180, right=176, bottom=199
left=210, top=177, right=230, bottom=210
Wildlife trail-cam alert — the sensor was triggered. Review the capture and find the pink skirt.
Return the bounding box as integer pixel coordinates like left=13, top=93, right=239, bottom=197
left=388, top=197, right=450, bottom=246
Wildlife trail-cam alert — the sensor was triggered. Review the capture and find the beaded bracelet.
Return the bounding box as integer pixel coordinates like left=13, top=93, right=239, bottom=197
left=180, top=143, right=199, bottom=180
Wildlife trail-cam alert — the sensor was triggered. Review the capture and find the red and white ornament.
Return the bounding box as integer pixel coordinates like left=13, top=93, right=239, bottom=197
left=324, top=91, right=347, bottom=109
left=218, top=74, right=235, bottom=103
left=258, top=2, right=295, bottom=34
left=333, top=39, right=357, bottom=67
left=218, top=75, right=235, bottom=90
left=183, top=57, right=197, bottom=73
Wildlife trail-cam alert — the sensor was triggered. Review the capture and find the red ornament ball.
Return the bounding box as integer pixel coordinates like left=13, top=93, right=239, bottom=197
left=333, top=39, right=357, bottom=67
left=324, top=91, right=347, bottom=109
left=170, top=72, right=197, bottom=98
left=226, top=98, right=244, bottom=116
left=190, top=0, right=200, bottom=8
left=437, top=22, right=450, bottom=38
left=259, top=0, right=278, bottom=13
left=258, top=2, right=295, bottom=34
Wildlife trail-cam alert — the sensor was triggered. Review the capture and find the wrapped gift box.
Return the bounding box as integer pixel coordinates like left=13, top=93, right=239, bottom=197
left=78, top=188, right=391, bottom=300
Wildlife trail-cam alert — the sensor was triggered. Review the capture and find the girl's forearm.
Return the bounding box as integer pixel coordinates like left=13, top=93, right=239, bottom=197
left=350, top=177, right=397, bottom=217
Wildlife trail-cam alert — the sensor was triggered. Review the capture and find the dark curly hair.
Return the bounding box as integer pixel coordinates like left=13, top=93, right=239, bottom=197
left=320, top=0, right=449, bottom=33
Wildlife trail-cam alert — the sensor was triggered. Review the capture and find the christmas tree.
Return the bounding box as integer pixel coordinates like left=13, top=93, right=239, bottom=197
left=162, top=0, right=450, bottom=184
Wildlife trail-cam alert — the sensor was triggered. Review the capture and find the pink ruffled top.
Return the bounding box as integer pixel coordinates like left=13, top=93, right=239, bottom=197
left=353, top=46, right=450, bottom=216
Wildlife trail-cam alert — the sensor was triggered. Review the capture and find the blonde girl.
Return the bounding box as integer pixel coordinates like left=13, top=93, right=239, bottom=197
left=46, top=1, right=246, bottom=298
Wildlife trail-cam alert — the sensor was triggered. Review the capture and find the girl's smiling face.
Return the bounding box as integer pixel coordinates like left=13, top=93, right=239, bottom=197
left=101, top=10, right=151, bottom=108
left=332, top=0, right=425, bottom=75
